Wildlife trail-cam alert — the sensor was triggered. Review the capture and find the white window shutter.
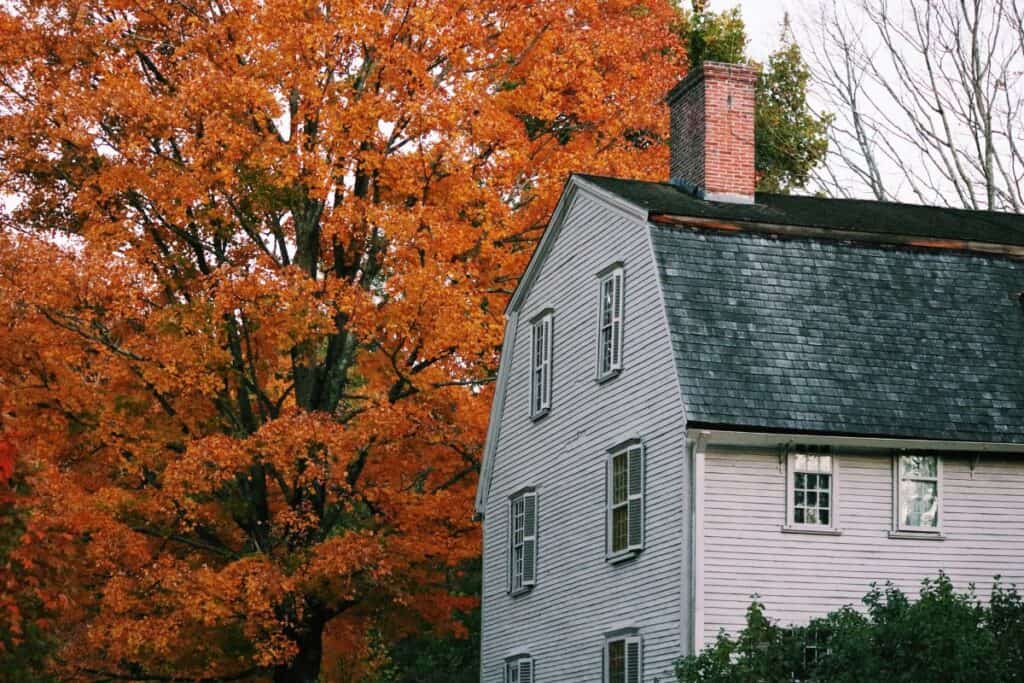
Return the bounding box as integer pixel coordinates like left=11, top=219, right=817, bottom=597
left=506, top=499, right=513, bottom=594
left=626, top=637, right=642, bottom=683
left=530, top=322, right=539, bottom=414
left=542, top=316, right=552, bottom=410
left=612, top=271, right=623, bottom=370
left=627, top=445, right=645, bottom=551
left=519, top=657, right=534, bottom=683
left=522, top=492, right=538, bottom=586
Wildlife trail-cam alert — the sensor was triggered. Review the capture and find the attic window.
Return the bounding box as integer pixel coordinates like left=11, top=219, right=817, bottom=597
left=529, top=311, right=553, bottom=418
left=597, top=265, right=624, bottom=380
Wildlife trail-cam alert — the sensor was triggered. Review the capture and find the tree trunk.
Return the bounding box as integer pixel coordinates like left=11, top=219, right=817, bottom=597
left=274, top=615, right=326, bottom=683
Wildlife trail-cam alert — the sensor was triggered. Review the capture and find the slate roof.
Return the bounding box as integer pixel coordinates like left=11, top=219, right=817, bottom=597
left=579, top=174, right=1024, bottom=247
left=584, top=174, right=1024, bottom=443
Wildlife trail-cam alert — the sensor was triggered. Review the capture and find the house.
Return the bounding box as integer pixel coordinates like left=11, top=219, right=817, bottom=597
left=474, top=62, right=1024, bottom=683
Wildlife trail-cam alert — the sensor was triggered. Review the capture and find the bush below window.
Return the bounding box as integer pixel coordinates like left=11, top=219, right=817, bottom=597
left=676, top=573, right=1024, bottom=683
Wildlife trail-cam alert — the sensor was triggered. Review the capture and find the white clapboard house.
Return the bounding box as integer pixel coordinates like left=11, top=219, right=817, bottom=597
left=474, top=62, right=1024, bottom=683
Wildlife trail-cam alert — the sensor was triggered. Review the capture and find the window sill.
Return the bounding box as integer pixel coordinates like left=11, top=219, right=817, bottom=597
left=509, top=586, right=534, bottom=598
left=596, top=369, right=621, bottom=385
left=781, top=525, right=842, bottom=536
left=605, top=549, right=640, bottom=565
left=888, top=530, right=945, bottom=541
left=529, top=408, right=550, bottom=422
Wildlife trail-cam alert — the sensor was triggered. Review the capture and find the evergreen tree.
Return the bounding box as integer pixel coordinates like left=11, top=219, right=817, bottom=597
left=673, top=3, right=832, bottom=194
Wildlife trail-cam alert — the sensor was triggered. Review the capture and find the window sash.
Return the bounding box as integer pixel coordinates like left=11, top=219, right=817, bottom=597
left=896, top=455, right=941, bottom=531
left=605, top=636, right=641, bottom=683
left=510, top=496, right=526, bottom=591
left=608, top=445, right=643, bottom=555
left=530, top=314, right=552, bottom=416
left=505, top=656, right=533, bottom=683
left=598, top=269, right=623, bottom=377
left=788, top=453, right=835, bottom=528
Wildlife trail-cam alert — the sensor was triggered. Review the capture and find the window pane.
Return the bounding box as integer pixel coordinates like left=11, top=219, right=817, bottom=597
left=794, top=508, right=804, bottom=524
left=609, top=640, right=626, bottom=683
left=613, top=274, right=621, bottom=320
left=612, top=506, right=629, bottom=552
left=901, top=455, right=937, bottom=478
left=805, top=507, right=818, bottom=524
left=900, top=480, right=938, bottom=527
left=602, top=326, right=613, bottom=372
left=795, top=472, right=806, bottom=489
left=820, top=509, right=830, bottom=525
left=612, top=454, right=628, bottom=504
left=602, top=279, right=613, bottom=326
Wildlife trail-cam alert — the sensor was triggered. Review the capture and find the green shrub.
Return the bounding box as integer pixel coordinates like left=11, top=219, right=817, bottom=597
left=676, top=573, right=1024, bottom=683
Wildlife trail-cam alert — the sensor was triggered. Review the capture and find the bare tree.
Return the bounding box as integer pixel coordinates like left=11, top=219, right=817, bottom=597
left=804, top=0, right=1024, bottom=211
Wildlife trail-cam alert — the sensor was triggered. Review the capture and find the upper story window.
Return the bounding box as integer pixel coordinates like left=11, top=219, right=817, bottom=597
left=605, top=635, right=641, bottom=683
left=607, top=442, right=644, bottom=560
left=786, top=451, right=835, bottom=529
left=508, top=489, right=537, bottom=594
left=529, top=311, right=553, bottom=418
left=597, top=266, right=624, bottom=379
left=895, top=455, right=940, bottom=532
left=505, top=655, right=534, bottom=682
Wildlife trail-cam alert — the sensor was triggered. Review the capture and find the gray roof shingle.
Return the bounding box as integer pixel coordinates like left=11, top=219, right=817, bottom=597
left=648, top=216, right=1024, bottom=443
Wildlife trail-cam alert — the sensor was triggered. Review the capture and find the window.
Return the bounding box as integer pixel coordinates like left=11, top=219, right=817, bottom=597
left=787, top=451, right=835, bottom=529
left=895, top=455, right=940, bottom=531
left=505, top=655, right=534, bottom=683
left=508, top=490, right=537, bottom=593
left=597, top=266, right=624, bottom=378
left=529, top=312, right=553, bottom=417
left=605, top=636, right=641, bottom=683
left=607, top=443, right=644, bottom=558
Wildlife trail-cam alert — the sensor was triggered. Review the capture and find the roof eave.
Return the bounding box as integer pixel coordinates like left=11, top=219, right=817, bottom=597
left=686, top=425, right=1024, bottom=454
left=650, top=212, right=1024, bottom=259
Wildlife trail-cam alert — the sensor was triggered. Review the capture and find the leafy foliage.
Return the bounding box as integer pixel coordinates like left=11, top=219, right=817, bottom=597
left=0, top=439, right=54, bottom=683
left=672, top=2, right=830, bottom=193
left=676, top=574, right=1024, bottom=683
left=0, top=0, right=686, bottom=679
left=674, top=0, right=747, bottom=67
left=754, top=22, right=833, bottom=194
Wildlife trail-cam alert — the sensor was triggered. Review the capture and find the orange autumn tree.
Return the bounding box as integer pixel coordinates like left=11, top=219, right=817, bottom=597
left=0, top=0, right=684, bottom=679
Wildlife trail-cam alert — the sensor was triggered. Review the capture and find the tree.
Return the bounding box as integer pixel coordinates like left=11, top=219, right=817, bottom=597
left=676, top=574, right=1024, bottom=683
left=672, top=2, right=831, bottom=193
left=805, top=0, right=1024, bottom=210
left=0, top=0, right=685, bottom=680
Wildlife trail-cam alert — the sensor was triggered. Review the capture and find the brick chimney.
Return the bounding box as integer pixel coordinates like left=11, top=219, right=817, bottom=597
left=667, top=61, right=758, bottom=204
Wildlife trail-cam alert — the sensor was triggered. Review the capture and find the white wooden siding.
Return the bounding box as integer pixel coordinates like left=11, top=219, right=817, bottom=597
left=480, top=187, right=690, bottom=682
left=701, top=448, right=1024, bottom=645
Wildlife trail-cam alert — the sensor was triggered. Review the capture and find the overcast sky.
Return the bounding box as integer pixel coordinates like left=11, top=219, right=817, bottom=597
left=708, top=0, right=799, bottom=60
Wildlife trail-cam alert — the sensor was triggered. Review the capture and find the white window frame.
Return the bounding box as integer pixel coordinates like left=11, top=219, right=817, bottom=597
left=606, top=441, right=644, bottom=561
left=893, top=454, right=943, bottom=534
left=596, top=265, right=624, bottom=380
left=604, top=635, right=642, bottom=683
left=784, top=450, right=839, bottom=533
left=504, top=654, right=534, bottom=683
left=508, top=489, right=537, bottom=594
left=529, top=311, right=553, bottom=418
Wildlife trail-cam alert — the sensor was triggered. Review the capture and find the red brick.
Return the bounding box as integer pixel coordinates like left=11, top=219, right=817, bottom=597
left=666, top=61, right=757, bottom=202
